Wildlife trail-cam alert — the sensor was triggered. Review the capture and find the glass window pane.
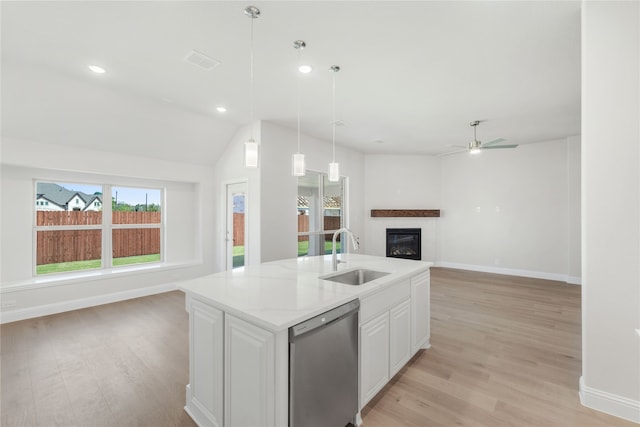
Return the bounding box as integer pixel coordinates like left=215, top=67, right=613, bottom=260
left=112, top=187, right=161, bottom=224
left=112, top=229, right=161, bottom=266
left=35, top=181, right=103, bottom=222
left=36, top=230, right=102, bottom=275
left=297, top=174, right=320, bottom=233
left=323, top=175, right=343, bottom=231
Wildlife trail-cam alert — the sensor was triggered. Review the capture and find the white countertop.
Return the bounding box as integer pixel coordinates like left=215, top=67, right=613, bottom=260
left=178, top=254, right=431, bottom=332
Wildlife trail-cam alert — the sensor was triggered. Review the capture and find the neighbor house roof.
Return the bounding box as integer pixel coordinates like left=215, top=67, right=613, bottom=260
left=36, top=182, right=102, bottom=208
left=297, top=195, right=342, bottom=210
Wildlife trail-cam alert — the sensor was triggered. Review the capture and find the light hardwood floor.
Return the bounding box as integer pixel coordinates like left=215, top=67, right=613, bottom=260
left=361, top=268, right=637, bottom=427
left=1, top=268, right=636, bottom=426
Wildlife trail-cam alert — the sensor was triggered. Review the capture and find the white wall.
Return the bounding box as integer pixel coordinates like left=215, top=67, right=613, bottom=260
left=259, top=121, right=365, bottom=262
left=212, top=123, right=261, bottom=272
left=363, top=155, right=441, bottom=262
left=438, top=138, right=581, bottom=282
left=0, top=137, right=215, bottom=321
left=581, top=1, right=640, bottom=422
left=567, top=135, right=582, bottom=280
left=1, top=60, right=237, bottom=167
left=211, top=121, right=365, bottom=268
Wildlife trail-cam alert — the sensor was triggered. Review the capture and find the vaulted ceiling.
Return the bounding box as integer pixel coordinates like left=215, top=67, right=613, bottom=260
left=1, top=1, right=581, bottom=166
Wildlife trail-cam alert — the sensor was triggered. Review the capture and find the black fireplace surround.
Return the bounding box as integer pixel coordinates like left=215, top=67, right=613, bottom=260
left=386, top=228, right=421, bottom=260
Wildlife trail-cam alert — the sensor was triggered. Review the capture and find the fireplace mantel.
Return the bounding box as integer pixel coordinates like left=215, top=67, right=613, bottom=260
left=371, top=209, right=440, bottom=218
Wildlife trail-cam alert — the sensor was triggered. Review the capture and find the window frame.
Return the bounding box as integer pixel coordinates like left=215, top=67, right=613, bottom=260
left=33, top=181, right=165, bottom=277
left=296, top=171, right=348, bottom=257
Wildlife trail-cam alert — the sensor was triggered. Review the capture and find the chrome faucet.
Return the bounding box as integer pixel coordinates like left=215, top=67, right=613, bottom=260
left=332, top=228, right=359, bottom=271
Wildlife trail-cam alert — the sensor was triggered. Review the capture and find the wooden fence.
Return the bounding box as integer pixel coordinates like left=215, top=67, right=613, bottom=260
left=36, top=211, right=161, bottom=265
left=296, top=215, right=341, bottom=242
left=233, top=213, right=245, bottom=246
left=231, top=214, right=341, bottom=245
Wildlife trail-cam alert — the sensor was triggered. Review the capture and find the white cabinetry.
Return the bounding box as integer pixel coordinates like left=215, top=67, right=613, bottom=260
left=185, top=297, right=224, bottom=427
left=185, top=299, right=284, bottom=427
left=389, top=299, right=411, bottom=376
left=225, top=315, right=275, bottom=427
left=360, top=311, right=390, bottom=406
left=183, top=264, right=431, bottom=427
left=411, top=270, right=430, bottom=352
left=359, top=279, right=411, bottom=408
left=359, top=269, right=431, bottom=409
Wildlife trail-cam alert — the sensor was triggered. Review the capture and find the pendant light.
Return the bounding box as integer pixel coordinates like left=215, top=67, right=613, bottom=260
left=291, top=40, right=306, bottom=177
left=328, top=65, right=341, bottom=182
left=244, top=6, right=260, bottom=168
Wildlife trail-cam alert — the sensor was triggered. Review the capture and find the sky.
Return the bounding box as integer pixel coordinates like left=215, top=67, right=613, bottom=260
left=56, top=182, right=162, bottom=205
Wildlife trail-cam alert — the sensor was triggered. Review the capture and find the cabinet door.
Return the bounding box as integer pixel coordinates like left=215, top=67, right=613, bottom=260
left=411, top=270, right=431, bottom=353
left=360, top=311, right=390, bottom=408
left=389, top=299, right=411, bottom=377
left=225, top=315, right=275, bottom=427
left=186, top=298, right=224, bottom=427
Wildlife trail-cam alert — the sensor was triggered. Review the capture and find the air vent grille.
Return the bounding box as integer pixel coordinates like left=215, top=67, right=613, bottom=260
left=184, top=50, right=221, bottom=71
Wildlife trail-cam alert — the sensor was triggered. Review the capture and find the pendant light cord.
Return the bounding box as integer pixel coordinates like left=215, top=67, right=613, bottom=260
left=249, top=15, right=255, bottom=141
left=332, top=69, right=336, bottom=162
left=297, top=47, right=301, bottom=154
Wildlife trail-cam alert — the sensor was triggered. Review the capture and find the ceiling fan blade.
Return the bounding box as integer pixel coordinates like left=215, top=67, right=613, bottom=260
left=482, top=138, right=507, bottom=147
left=447, top=144, right=467, bottom=148
left=437, top=149, right=468, bottom=157
left=482, top=144, right=519, bottom=149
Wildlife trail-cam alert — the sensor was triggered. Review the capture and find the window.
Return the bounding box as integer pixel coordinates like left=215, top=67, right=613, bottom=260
left=297, top=171, right=346, bottom=257
left=35, top=181, right=163, bottom=275
left=112, top=186, right=162, bottom=267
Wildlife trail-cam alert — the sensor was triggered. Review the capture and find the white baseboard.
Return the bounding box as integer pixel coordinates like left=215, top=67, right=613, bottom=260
left=435, top=261, right=582, bottom=285
left=0, top=282, right=177, bottom=324
left=580, top=376, right=640, bottom=423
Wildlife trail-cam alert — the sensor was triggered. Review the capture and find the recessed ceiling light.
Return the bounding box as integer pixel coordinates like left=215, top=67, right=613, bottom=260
left=299, top=65, right=312, bottom=74
left=88, top=65, right=106, bottom=74
left=216, top=106, right=227, bottom=113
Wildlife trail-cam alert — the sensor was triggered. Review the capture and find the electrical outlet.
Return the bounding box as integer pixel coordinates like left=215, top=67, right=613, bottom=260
left=1, top=299, right=17, bottom=309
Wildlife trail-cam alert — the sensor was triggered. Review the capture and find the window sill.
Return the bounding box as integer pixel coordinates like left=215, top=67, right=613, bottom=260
left=0, top=260, right=202, bottom=293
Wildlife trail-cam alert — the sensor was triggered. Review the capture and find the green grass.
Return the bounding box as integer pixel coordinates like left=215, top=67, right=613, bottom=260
left=37, top=259, right=102, bottom=275
left=37, top=254, right=161, bottom=275
left=233, top=246, right=245, bottom=268
left=113, top=254, right=161, bottom=266
left=297, top=241, right=340, bottom=257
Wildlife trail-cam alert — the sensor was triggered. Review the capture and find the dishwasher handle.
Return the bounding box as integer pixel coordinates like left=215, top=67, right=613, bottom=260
left=289, top=299, right=360, bottom=341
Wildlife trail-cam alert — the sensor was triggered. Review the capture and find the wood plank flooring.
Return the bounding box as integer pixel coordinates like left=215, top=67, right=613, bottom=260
left=1, top=291, right=196, bottom=427
left=1, top=268, right=636, bottom=426
left=361, top=268, right=637, bottom=427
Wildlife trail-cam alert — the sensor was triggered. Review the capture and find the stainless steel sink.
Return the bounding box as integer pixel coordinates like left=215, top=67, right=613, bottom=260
left=320, top=268, right=390, bottom=286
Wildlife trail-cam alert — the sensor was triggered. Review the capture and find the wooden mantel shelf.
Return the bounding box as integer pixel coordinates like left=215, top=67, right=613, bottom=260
left=371, top=209, right=440, bottom=218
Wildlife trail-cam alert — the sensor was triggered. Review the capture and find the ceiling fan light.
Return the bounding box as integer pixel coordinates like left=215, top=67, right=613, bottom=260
left=469, top=147, right=482, bottom=155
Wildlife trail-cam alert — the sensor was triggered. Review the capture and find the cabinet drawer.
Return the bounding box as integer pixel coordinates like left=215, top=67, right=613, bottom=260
left=360, top=279, right=410, bottom=324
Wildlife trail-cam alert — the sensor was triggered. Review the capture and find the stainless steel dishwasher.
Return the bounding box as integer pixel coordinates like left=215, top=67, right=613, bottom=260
left=289, top=299, right=359, bottom=427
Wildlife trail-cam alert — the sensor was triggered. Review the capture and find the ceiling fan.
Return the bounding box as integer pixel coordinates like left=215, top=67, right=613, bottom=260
left=439, top=120, right=518, bottom=156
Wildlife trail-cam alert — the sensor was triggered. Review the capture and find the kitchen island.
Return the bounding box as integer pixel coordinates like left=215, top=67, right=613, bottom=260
left=179, top=254, right=432, bottom=427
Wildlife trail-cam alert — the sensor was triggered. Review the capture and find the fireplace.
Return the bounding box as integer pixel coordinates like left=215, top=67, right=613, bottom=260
left=386, top=228, right=421, bottom=260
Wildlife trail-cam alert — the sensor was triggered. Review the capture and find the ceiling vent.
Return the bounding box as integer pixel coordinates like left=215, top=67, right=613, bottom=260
left=184, top=50, right=221, bottom=71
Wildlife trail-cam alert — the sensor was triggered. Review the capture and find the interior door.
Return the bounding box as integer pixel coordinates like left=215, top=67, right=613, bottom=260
left=226, top=182, right=247, bottom=270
